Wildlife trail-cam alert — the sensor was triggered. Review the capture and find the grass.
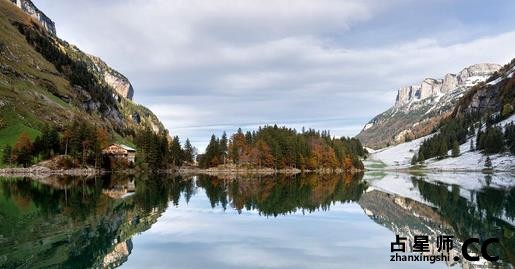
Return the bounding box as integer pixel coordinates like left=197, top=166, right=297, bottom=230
left=0, top=122, right=40, bottom=167
left=364, top=160, right=388, bottom=169
left=114, top=132, right=136, bottom=148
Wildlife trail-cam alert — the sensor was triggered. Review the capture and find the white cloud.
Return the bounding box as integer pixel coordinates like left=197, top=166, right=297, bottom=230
left=33, top=0, right=515, bottom=149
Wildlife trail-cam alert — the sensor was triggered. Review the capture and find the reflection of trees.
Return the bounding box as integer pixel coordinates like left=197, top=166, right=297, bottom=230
left=414, top=177, right=515, bottom=266
left=0, top=175, right=181, bottom=269
left=196, top=172, right=366, bottom=217
left=0, top=172, right=366, bottom=268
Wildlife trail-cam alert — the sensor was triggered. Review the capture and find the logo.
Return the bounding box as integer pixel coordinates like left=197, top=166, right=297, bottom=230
left=390, top=234, right=499, bottom=264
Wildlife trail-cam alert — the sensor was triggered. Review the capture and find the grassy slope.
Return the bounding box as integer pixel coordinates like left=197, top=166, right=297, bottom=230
left=0, top=0, right=167, bottom=166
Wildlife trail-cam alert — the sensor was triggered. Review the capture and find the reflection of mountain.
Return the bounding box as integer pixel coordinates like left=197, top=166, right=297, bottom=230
left=1, top=173, right=513, bottom=269
left=0, top=175, right=170, bottom=269
left=359, top=177, right=515, bottom=269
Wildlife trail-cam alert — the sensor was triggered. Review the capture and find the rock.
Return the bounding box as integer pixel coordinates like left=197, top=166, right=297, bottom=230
left=441, top=73, right=458, bottom=93
left=457, top=63, right=502, bottom=84
left=104, top=72, right=134, bottom=100
left=419, top=78, right=441, bottom=100
left=393, top=63, right=501, bottom=108
left=358, top=62, right=502, bottom=149
left=88, top=55, right=135, bottom=100
left=9, top=0, right=56, bottom=35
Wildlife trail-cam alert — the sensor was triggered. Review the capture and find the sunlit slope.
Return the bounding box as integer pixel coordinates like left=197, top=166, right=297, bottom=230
left=0, top=0, right=167, bottom=161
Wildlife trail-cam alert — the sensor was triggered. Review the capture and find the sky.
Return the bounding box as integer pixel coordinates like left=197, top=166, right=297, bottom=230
left=33, top=0, right=515, bottom=151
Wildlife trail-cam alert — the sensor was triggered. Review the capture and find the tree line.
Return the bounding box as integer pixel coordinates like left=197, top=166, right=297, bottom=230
left=197, top=125, right=365, bottom=170
left=133, top=128, right=196, bottom=171
left=2, top=120, right=109, bottom=168
left=413, top=112, right=515, bottom=165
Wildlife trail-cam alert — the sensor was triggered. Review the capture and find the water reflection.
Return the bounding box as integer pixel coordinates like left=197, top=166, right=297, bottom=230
left=0, top=172, right=512, bottom=269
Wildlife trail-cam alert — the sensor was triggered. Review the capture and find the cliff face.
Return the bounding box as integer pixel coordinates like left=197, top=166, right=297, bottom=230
left=394, top=64, right=501, bottom=107
left=9, top=0, right=56, bottom=35
left=357, top=63, right=501, bottom=149
left=88, top=54, right=135, bottom=100
left=455, top=60, right=515, bottom=117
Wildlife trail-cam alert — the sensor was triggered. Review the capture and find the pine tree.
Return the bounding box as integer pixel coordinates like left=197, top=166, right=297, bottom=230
left=438, top=139, right=448, bottom=159
left=183, top=139, right=195, bottom=164
left=484, top=156, right=492, bottom=169
left=411, top=153, right=418, bottom=165
left=220, top=132, right=228, bottom=164
left=2, top=145, right=12, bottom=166
left=452, top=140, right=460, bottom=157
left=418, top=151, right=425, bottom=163
left=170, top=136, right=183, bottom=166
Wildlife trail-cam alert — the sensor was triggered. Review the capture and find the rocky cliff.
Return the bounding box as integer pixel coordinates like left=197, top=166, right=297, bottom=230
left=9, top=0, right=56, bottom=35
left=395, top=64, right=500, bottom=107
left=454, top=59, right=515, bottom=117
left=356, top=63, right=501, bottom=149
left=88, top=54, right=135, bottom=100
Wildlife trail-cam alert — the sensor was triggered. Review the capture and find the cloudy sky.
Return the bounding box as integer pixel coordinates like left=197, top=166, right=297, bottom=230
left=34, top=0, right=515, bottom=150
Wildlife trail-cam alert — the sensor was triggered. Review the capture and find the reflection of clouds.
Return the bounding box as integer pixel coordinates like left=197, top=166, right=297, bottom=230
left=123, top=191, right=445, bottom=269
left=210, top=245, right=302, bottom=268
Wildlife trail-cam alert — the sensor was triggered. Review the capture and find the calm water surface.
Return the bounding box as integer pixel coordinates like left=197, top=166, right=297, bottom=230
left=0, top=172, right=513, bottom=269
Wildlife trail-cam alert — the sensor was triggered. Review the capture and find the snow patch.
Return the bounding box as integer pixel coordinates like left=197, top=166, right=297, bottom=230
left=368, top=115, right=515, bottom=172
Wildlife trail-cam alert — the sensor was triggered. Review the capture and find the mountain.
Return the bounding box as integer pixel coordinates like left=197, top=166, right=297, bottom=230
left=0, top=0, right=166, bottom=150
left=8, top=0, right=55, bottom=35
left=365, top=58, right=515, bottom=171
left=356, top=63, right=501, bottom=149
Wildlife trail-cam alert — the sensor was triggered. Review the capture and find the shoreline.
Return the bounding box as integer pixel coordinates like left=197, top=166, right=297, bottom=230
left=0, top=166, right=363, bottom=177
left=0, top=166, right=512, bottom=178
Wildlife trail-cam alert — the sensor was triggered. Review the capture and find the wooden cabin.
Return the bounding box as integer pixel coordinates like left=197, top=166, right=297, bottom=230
left=102, top=144, right=136, bottom=164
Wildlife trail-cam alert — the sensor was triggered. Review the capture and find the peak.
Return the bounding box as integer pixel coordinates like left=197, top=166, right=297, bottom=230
left=394, top=62, right=500, bottom=107
left=459, top=63, right=501, bottom=77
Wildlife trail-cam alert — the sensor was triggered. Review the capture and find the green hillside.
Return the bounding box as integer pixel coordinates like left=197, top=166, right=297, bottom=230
left=0, top=0, right=167, bottom=164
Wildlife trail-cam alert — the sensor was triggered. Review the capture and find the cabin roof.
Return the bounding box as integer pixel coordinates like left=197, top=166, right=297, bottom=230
left=104, top=144, right=136, bottom=152
left=118, top=144, right=136, bottom=152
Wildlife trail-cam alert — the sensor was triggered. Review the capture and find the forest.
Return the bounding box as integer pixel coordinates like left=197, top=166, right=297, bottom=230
left=1, top=120, right=366, bottom=172
left=197, top=125, right=365, bottom=171
left=413, top=112, right=515, bottom=164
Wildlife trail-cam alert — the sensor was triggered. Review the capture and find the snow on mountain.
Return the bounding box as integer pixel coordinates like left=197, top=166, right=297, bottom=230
left=356, top=63, right=501, bottom=149
left=367, top=115, right=515, bottom=172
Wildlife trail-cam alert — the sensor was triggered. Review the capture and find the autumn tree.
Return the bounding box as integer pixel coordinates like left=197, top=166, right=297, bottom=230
left=13, top=133, right=34, bottom=167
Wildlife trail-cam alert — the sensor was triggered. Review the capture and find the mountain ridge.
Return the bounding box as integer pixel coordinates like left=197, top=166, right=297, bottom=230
left=356, top=63, right=501, bottom=149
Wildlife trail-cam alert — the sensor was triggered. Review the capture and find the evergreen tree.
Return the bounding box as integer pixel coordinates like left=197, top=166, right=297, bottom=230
left=478, top=127, right=505, bottom=154
left=438, top=138, right=448, bottom=159
left=411, top=153, right=418, bottom=165
left=170, top=136, right=183, bottom=166
left=484, top=156, right=492, bottom=169
left=2, top=145, right=13, bottom=166
left=183, top=138, right=195, bottom=164
left=220, top=132, right=228, bottom=164
left=452, top=140, right=460, bottom=157
left=418, top=151, right=425, bottom=163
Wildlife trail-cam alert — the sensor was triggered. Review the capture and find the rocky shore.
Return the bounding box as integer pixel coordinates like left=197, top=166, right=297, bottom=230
left=0, top=165, right=363, bottom=179
left=0, top=166, right=102, bottom=177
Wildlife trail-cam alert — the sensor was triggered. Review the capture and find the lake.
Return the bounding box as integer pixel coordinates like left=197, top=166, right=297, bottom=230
left=0, top=172, right=513, bottom=269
